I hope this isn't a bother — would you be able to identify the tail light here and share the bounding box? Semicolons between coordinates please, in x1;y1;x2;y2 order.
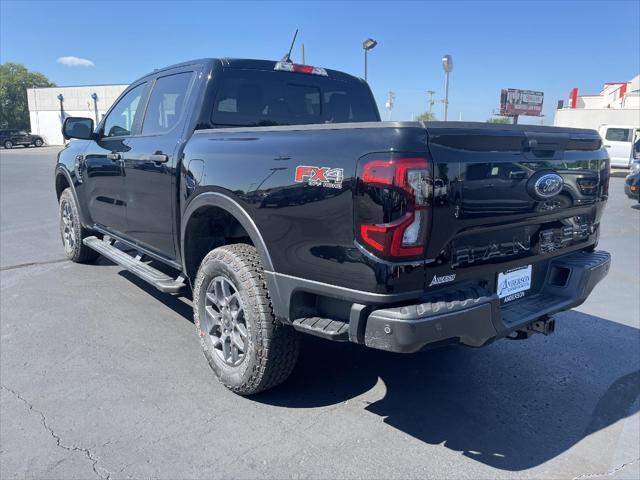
600;159;610;198
355;155;432;259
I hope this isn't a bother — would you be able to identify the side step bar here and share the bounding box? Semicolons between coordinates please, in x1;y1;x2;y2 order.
83;236;186;294
292;317;349;341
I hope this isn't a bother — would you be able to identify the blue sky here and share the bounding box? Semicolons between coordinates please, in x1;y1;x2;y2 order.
1;0;638;124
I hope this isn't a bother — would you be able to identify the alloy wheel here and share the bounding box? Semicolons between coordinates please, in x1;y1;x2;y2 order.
203;276;248;367
61;201;75;252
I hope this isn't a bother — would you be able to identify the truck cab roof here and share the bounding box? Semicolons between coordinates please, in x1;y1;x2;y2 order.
139;58;365;84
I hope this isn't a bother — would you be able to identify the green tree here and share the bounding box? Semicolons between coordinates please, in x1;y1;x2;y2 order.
415;111;437;122
0;63;55;130
486;116;511;124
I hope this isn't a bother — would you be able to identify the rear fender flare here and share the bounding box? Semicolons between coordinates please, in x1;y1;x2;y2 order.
181;193;286;318
180;192;274;273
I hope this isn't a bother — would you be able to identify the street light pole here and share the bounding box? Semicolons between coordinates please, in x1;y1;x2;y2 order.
365;49;368;82
362;38;377;82
57;93;65;144
91;92;99;125
441;54;453;121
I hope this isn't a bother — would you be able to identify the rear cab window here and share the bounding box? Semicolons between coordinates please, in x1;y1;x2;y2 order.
605;128;632;142
211;68;379;127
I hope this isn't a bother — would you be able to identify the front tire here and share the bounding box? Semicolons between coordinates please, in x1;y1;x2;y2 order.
193;244;299;395
3;140;13;149
58;188;99;263
34;138;43;147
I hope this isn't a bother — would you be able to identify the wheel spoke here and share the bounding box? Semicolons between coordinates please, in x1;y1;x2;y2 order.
228;292;240;310
231;344;239;364
222;336;231;361
205;306;222;327
232;331;245;351
214;279;226;305
205;291;220;307
236;323;248;339
221;280;233;302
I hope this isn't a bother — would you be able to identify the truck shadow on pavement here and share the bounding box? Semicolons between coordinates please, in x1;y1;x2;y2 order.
113;267;639;472
255;312;640;472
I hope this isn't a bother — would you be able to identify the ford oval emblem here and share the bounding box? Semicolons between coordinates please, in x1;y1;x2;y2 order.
530;172;564;199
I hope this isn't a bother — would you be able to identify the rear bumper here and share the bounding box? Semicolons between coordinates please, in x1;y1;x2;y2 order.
363;250;611;353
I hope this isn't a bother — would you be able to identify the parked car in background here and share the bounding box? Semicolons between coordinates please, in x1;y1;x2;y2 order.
624;159;640;199
0;129;45;149
598;124;640;168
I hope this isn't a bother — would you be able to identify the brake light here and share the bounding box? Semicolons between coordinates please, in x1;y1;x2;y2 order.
274;61;328;76
356;156;431;259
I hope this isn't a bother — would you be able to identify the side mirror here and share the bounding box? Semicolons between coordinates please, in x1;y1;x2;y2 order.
62;117;94;140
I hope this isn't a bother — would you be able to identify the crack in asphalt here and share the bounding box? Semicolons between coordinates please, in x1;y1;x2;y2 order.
573;457;640;479
0;258;68;272
1;385;111;480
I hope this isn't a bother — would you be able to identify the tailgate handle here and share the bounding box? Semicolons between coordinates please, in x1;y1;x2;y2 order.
523;132;568;160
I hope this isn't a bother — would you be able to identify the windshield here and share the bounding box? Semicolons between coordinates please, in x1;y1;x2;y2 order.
211;69;379;127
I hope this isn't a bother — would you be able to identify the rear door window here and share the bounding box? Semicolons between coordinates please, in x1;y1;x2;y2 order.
211;69;378;127
605;128;632;142
142;71;194;135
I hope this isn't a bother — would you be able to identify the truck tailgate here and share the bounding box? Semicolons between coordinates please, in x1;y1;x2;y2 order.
423;122;608;287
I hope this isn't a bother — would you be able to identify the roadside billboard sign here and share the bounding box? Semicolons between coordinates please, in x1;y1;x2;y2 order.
500;89;544;116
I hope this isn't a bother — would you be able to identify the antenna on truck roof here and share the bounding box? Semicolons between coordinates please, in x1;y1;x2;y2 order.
281;29;299;63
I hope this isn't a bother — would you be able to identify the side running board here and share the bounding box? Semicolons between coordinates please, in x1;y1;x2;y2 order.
292;317;349;341
83;236;186;294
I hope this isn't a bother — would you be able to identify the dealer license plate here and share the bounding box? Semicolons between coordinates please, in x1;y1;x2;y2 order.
497;265;532;303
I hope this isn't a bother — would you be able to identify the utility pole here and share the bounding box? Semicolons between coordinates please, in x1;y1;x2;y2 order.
385;91;395;120
301;43;305;64
426;90;436;118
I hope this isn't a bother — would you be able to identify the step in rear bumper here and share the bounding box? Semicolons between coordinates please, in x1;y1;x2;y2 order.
364;250;611;353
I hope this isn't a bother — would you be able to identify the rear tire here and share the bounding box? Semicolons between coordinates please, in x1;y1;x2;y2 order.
3;140;13;149
58;188;99;263
193;243;299;395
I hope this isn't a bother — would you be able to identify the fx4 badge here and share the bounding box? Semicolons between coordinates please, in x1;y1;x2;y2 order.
295;166;344;189
429;273;456;287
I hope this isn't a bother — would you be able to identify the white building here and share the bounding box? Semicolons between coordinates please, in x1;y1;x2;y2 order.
27;84;127;145
554;75;640;130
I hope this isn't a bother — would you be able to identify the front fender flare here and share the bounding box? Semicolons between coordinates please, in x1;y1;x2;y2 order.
54;165;88;226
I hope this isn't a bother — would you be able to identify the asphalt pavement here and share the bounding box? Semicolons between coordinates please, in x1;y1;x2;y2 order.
1;146;639;479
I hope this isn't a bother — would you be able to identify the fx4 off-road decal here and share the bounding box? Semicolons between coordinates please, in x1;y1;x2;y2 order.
294;166;344;189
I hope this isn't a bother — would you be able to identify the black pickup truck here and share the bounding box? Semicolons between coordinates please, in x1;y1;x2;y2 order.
56;58;611;395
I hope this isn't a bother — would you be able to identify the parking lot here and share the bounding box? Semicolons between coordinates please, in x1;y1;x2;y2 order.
1;146;638;479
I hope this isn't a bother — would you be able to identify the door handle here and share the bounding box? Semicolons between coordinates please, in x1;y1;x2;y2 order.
107;153;121;160
148;154;169;163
